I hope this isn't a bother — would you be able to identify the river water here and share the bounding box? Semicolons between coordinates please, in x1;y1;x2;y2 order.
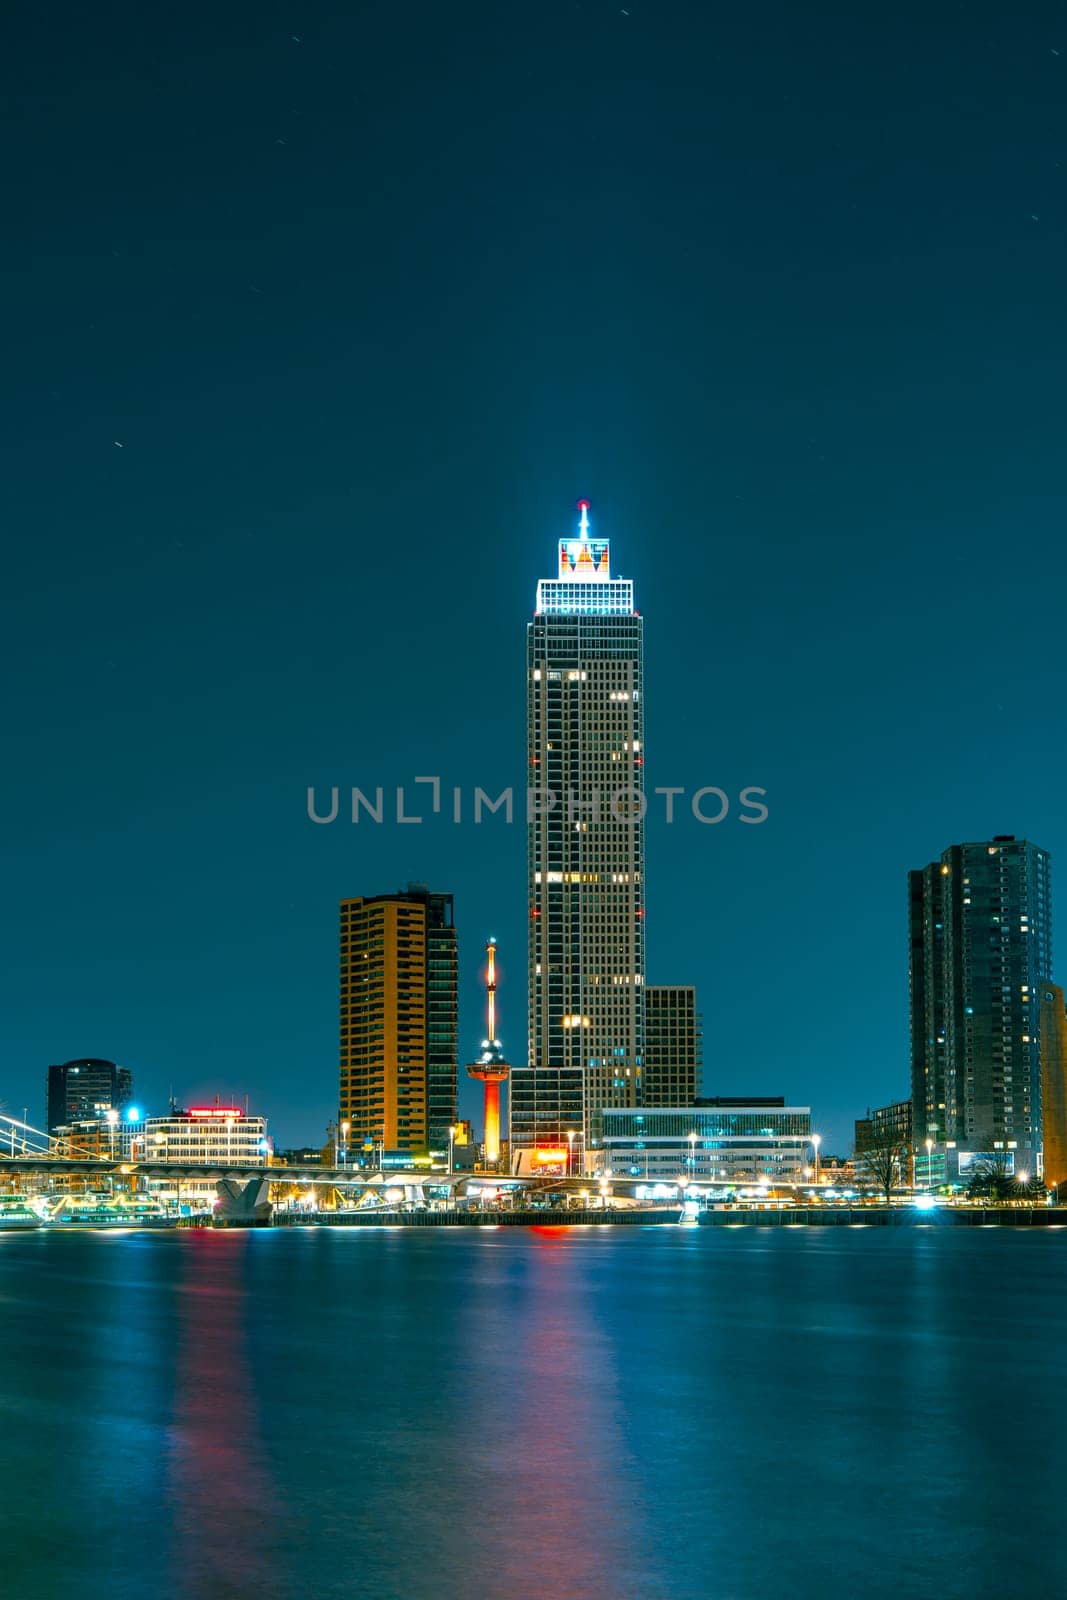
1;1225;1063;1600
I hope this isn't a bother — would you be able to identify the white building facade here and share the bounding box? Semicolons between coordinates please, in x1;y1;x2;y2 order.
139;1107;270;1209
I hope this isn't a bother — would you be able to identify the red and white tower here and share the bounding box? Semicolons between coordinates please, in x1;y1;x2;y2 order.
466;938;510;1166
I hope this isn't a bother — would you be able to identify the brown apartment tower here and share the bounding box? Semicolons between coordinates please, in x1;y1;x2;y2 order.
339;886;458;1155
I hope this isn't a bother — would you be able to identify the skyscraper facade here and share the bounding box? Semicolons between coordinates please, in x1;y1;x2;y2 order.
643;985;701;1106
523;502;645;1151
339;886;457;1154
1039;983;1067;1190
909;836;1052;1169
46;1058;131;1135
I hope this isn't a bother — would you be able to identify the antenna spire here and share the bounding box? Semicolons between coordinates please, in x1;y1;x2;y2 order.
486;937;497;1046
577;498;590;536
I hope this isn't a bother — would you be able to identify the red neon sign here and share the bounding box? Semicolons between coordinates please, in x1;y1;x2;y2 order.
187;1107;246;1119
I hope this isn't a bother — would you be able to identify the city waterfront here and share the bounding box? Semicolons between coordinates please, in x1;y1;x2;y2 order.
2;1228;1066;1600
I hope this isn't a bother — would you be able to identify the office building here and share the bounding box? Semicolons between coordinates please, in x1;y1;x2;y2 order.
526;501;644;1152
340;886;458;1154
141;1105;269;1209
1040;984;1067;1189
46;1058;132;1135
909;836;1051;1172
601;1100;812;1186
644;986;701;1105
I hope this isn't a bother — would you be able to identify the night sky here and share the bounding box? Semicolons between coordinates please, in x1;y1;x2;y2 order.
3;2;1066;1150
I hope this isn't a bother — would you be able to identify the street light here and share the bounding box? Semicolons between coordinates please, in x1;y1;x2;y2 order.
925;1136;934;1191
688;1131;698;1184
448;1125;456;1177
340;1120;350;1169
125;1106;143;1175
811;1132;822;1186
567;1129;575;1177
146;1130;165;1208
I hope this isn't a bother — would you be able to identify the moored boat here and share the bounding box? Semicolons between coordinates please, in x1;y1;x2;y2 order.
0;1196;44;1230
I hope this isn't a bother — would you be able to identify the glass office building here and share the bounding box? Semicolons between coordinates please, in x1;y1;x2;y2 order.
46;1058;132;1135
601;1101;812;1185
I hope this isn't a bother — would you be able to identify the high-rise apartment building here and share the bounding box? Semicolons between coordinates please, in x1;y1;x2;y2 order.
1040;983;1067;1190
46;1058;132;1135
523;501;645;1151
643;986;701;1105
339;886;457;1154
909;836;1052;1169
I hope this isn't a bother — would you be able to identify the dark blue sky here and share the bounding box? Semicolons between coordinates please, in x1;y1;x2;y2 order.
3;2;1066;1149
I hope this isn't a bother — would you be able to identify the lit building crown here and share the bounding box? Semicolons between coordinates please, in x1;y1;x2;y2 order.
536;500;634;616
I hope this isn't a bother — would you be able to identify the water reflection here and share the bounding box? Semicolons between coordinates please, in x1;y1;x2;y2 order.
3;1228;1067;1600
165;1232;282;1597
460;1227;660;1598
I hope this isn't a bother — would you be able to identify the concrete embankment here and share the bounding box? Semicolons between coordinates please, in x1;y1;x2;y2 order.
274;1206;683;1227
698;1206;1066;1227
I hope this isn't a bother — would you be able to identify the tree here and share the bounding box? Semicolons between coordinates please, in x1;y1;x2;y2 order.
858;1138;906;1204
966;1155;1046;1203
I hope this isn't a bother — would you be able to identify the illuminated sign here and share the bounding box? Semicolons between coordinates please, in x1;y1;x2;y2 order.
533;1148;569;1166
556;499;611;581
187;1107;246;1120
958;1150;1014;1175
535;501;633;616
558;537;610;580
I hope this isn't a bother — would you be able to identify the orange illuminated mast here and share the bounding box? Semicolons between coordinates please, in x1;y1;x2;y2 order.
466;938;510;1166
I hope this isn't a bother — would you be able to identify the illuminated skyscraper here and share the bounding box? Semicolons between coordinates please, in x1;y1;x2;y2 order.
909;836;1052;1173
1039;984;1067;1190
521;501;645;1153
46;1058;132;1135
339;886;457;1154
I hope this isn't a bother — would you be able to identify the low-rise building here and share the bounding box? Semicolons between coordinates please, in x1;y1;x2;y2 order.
600;1100;812;1186
52;1119;125;1160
